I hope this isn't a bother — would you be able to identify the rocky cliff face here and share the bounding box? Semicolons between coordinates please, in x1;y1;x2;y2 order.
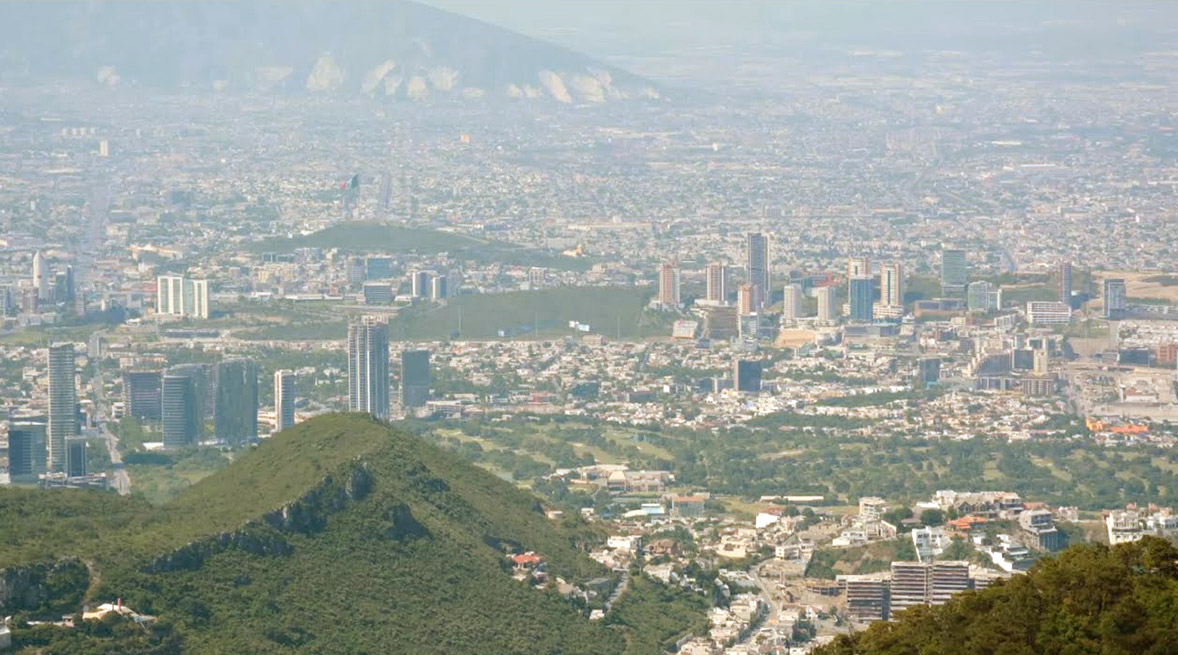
0;558;89;615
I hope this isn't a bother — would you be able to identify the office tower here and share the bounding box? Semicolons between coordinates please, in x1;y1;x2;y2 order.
65;437;87;477
745;232;770;309
705;261;729;304
733;359;762;393
657;262;680;307
366;257;394;280
849;276;875;322
781;284;803;322
967;281;992;312
527;268;546;288
737;284;755;316
848;256;871;279
348;317;390;419
274;370;296;433
98;139;110;157
47;343;76;472
363;282;395;305
1058;261;1073;306
401;349;431;408
816;285;837;325
123;370;162;421
881;262;904;308
378;172;393;213
1033;347;1050;376
32;251;48;300
346;258;366;287
1103;278;1127;319
917;357;941;385
54;269;73;303
411;270;433;298
162;365;205;449
430;274;448;301
7;420;47;478
214;358;258;445
940;248;968;297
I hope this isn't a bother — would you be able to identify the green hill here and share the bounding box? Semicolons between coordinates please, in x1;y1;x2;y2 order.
390;286;667;340
816;536;1178;655
0;414;634;655
250;222;595;272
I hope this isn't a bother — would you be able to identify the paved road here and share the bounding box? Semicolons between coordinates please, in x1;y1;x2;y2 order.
89;331;130;495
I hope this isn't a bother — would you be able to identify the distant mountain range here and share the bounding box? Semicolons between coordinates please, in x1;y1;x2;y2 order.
0;0;659;104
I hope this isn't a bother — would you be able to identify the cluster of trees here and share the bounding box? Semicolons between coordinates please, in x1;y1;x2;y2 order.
816;537;1178;655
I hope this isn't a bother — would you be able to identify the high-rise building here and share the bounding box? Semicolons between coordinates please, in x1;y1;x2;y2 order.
1027;301;1072;325
348;317;390;420
363;282;395;305
918;358;941;385
162;365;206;449
32;251;48;300
657;262;680;308
365;257;394;280
816;286;837;325
967;281;992;312
745;233;770;309
156;275;209;319
274;370;296;433
47;343;76;472
940;249;968;298
346;258;366;287
401;349;431;408
430;275;448;301
734;359;762;393
781;284;803;323
65;437;87;478
410;270;434;299
881;262;904;308
849;276;875;322
842;575;890;623
7;420;47;478
214;359;258;445
890;561;972;612
1058;262;1073;306
848;256;871;279
737;284;755;316
705;262;729;304
123;371;162;421
1103;278;1127;319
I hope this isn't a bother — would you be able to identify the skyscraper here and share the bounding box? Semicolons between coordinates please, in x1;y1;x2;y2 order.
1057;262;1073;307
401;349;431;408
365;257;394;280
348;317;390;420
734;359;762;393
967;281;992;312
848;256;871;279
1103;278;1127;319
881;262;905;308
940;249;968;298
274;370;296;433
745;233;770;309
816;286;837;325
46;343;76;472
156;275;209;318
32;251;48;300
411;270;433;298
849;276;875;322
705;261;729;304
162;365;206;449
7;420;47;478
737;284;755;316
430;275;448;301
65;437;87;478
657;262;680;308
187;279;210;319
123;371;162;421
214;358;258;445
781;283;803;323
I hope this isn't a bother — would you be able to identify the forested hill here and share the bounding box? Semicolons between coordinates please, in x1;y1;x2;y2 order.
816;536;1178;655
0;414;629;655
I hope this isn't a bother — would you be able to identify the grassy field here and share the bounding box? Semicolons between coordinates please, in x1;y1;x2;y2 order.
250;222;595;271
0;324;103;347
390;286;669;340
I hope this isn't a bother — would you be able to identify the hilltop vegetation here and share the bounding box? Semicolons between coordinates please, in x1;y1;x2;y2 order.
390;286;666;340
251;222;594;271
816;537;1178;655
0;414;674;655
